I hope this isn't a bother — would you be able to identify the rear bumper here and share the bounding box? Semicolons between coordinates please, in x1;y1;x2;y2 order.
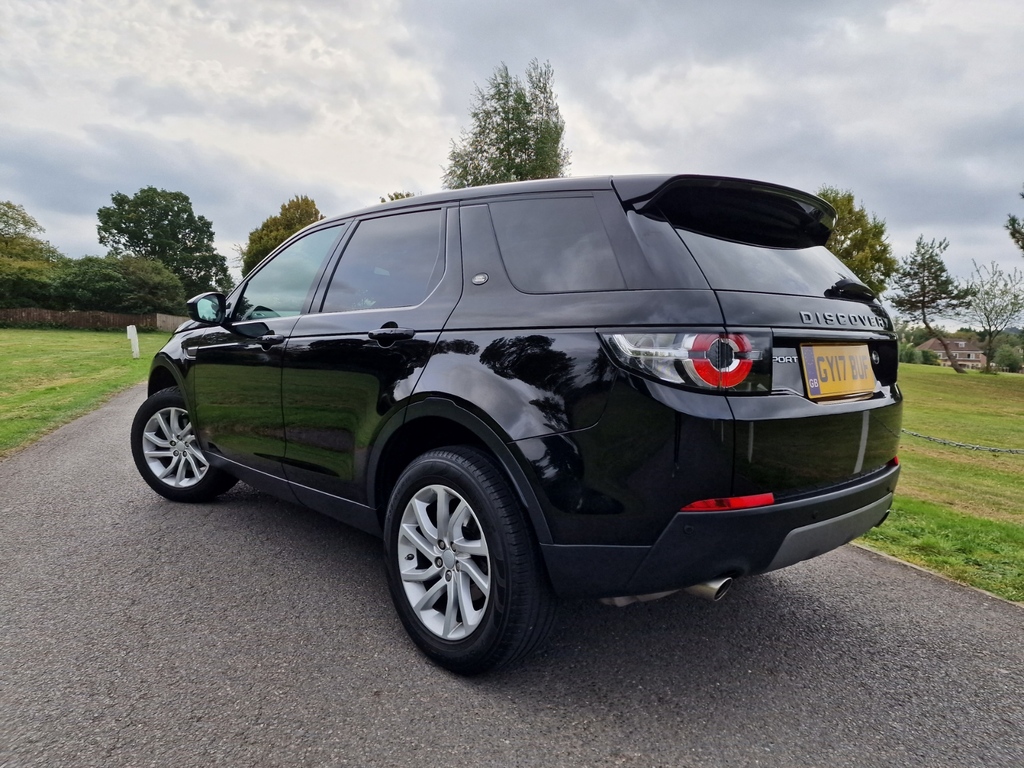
540;463;899;599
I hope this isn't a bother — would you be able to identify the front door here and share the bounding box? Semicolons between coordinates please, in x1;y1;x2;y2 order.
190;224;346;478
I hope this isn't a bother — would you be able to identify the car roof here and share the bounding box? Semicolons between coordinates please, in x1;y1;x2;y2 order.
324;173;832;223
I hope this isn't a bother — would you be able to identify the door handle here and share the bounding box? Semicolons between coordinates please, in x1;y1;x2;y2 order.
368;327;416;343
257;334;286;349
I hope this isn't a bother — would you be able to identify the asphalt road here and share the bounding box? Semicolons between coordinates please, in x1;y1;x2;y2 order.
1;385;1022;768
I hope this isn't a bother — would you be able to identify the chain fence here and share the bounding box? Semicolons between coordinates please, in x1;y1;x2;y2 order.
901;429;1024;455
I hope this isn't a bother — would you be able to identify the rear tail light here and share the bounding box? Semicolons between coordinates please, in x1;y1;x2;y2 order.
602;331;771;392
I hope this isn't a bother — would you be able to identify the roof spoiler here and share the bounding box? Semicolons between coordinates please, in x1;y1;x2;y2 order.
612;175;837;249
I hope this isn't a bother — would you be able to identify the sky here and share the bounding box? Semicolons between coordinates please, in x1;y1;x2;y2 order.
2;0;1023;289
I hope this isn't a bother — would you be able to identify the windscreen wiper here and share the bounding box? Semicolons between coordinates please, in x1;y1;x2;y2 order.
826;277;875;302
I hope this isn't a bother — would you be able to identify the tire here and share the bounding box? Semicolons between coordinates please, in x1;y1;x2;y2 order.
130;387;238;503
383;446;556;675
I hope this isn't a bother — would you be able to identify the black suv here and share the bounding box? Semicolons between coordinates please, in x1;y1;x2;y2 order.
131;175;902;674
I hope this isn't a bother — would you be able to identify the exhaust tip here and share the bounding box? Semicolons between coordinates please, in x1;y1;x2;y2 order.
683;576;733;602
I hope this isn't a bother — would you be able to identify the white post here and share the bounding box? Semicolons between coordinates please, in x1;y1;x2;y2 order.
127;325;140;359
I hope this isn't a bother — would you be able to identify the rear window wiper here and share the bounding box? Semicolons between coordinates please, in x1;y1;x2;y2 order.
826;277;875;302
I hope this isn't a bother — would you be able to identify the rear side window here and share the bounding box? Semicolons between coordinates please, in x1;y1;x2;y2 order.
322;210;444;313
488;197;625;293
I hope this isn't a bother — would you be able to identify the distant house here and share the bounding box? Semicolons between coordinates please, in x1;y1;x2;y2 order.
916;338;987;370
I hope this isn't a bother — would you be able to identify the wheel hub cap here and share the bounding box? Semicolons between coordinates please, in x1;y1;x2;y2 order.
140;406;210;489
396;483;491;640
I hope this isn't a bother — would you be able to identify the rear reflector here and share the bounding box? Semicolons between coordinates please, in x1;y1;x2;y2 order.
681;493;775;512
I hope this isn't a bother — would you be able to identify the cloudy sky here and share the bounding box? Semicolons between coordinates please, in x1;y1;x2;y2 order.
2;0;1023;286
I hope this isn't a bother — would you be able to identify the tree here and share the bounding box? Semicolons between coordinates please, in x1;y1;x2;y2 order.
239;195;323;276
379;191;415;204
1007;185;1024;255
0;201;63;262
442;59;570;189
889;236;974;373
97;187;232;297
959;260;1024;373
816;187;896;296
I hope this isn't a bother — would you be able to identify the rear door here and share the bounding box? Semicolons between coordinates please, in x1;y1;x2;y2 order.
279;206;461;527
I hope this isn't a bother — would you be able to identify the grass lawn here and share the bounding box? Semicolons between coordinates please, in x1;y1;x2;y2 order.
860;364;1024;603
0;328;169;458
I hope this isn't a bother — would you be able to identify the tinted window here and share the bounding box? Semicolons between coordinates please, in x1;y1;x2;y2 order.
627;211;710;290
674;227;859;298
235;226;343;321
488;197;625;293
322;210;443;313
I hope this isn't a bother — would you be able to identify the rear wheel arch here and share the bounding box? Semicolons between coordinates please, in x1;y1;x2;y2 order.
369;399;553;547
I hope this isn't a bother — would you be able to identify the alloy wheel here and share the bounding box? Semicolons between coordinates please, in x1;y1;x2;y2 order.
140;406;209;489
396;483;491;640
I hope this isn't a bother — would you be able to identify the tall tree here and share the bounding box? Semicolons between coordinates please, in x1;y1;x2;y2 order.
0;201;63;262
816;186;896;296
1007;185;1024;255
239;195;323;276
442;59;570;189
959;260;1024;373
97;186;232;297
889;236;974;373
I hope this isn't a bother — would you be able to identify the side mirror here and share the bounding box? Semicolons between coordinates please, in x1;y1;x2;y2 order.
187;292;226;325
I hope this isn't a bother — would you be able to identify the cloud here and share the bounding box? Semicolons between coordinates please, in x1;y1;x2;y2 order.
2;0;1023;284
0;122;357;258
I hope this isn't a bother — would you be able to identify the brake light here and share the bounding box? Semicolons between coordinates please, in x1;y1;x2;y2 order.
688;333;754;388
602;331;770;392
681;493;775;512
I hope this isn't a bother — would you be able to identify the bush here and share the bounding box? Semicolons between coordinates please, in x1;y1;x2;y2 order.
50;255;184;314
899;343;922;364
993;345;1022;373
0;258;57;308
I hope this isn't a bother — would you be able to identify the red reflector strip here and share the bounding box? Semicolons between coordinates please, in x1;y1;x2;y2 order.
681;493;775;512
891;456;900;466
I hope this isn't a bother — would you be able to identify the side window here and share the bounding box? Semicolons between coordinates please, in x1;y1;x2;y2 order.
234;226;343;321
321;210;443;313
488;197;625;293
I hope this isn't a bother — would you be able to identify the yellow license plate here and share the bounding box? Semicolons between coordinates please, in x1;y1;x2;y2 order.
800;344;876;399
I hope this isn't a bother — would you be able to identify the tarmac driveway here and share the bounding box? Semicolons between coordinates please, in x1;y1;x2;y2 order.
1;385;1021;767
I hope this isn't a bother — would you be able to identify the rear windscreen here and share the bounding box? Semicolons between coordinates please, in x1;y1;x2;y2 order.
674;227;860;297
631;211;860;297
630;181;860;297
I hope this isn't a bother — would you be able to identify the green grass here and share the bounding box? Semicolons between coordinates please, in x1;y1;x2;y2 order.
861;498;1024;603
0;328;170;457
859;364;1024;603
